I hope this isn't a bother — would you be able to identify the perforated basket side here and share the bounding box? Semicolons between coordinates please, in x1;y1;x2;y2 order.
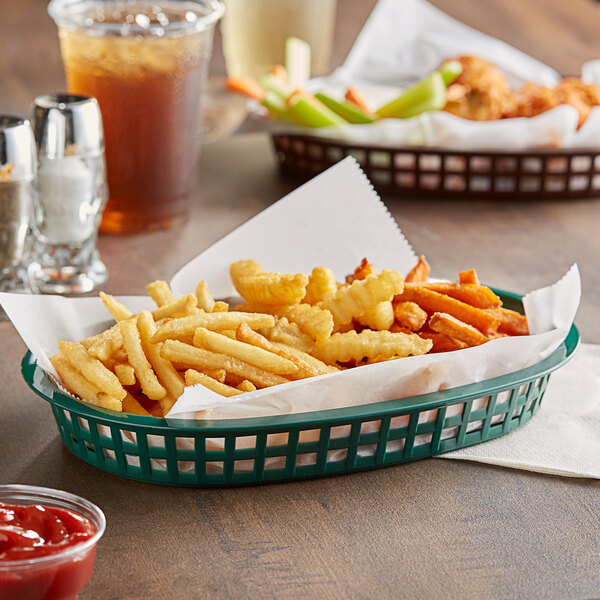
272;134;600;199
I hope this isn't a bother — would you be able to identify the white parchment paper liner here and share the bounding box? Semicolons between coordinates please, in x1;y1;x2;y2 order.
0;159;580;472
245;0;600;150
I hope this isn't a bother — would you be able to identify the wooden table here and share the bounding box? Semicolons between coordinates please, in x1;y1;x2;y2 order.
2;1;600;598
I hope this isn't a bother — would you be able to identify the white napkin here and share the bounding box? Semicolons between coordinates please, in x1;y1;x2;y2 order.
259;0;600;150
442;343;600;478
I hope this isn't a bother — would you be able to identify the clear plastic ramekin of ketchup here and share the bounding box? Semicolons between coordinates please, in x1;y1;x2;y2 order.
0;485;106;600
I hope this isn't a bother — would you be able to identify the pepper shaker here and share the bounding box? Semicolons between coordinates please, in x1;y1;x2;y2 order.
28;94;108;294
0;116;36;308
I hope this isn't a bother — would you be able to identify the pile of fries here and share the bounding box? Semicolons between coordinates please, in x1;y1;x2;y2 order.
50;257;529;417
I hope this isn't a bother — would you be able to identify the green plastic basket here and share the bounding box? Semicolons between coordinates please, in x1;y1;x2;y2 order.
21;291;579;487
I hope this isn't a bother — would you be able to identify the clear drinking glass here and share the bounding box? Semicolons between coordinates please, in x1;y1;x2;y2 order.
221;0;337;79
48;0;224;235
28;94;108;295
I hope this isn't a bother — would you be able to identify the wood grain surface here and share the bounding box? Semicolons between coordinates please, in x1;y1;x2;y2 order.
1;1;600;599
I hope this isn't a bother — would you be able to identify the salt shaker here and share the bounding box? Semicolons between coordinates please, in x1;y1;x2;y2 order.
0;116;36;302
28;94;108;294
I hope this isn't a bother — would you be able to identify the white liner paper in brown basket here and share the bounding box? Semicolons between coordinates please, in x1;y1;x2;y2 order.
0;158;581;472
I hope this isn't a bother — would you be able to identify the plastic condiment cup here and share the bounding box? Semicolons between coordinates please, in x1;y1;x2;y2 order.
0;484;106;600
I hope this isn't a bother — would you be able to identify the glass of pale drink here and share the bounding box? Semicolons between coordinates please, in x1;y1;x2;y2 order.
48;0;224;234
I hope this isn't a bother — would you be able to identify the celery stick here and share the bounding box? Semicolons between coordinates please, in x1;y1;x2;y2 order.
439;60;463;85
261;90;288;119
285;37;311;87
314;92;377;124
259;74;292;100
287;93;347;128
375;72;446;119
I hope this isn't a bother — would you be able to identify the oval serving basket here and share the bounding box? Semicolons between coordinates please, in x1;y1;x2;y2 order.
271;133;600;199
22;292;579;487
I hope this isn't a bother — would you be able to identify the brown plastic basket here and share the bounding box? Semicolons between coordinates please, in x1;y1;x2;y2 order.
271;133;600;198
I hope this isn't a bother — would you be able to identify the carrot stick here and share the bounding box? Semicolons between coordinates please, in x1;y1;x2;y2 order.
345;87;371;113
225;76;265;102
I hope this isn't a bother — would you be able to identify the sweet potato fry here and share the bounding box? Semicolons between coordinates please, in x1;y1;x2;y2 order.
418;331;468;353
412;282;502;308
393;301;428;331
345;258;376;284
459;269;480;285
405;255;430;283
396;286;499;334
428;312;489;346
484;307;529;336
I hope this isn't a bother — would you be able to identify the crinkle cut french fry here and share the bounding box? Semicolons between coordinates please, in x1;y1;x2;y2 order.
122;392;153;416
87;323;124;362
414;282;502;308
51;354;122;411
238;272;309;305
195;281;215;312
235;322;320;378
152;294;198;320
418;331;468;353
120;319;166;400
357;301;394;331
147;280;175;308
99;291;133;322
303;266;337;304
160;339;289;388
428;312;489;347
270;341;339;375
484;307;529;336
114;363;136;386
193;326;299;375
459;269;480;285
58;341;127;401
393;301;428;331
396;286;499;335
230;260;264;294
261;317;315;353
405;255;430;283
313;330;432;364
151;312;276;343
184;369;242;397
137;311;185;401
320;269;404;326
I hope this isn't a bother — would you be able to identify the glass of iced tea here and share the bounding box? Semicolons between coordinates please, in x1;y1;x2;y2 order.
48;0;224;234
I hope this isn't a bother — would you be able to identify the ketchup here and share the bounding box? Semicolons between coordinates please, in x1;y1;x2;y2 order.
0;502;97;600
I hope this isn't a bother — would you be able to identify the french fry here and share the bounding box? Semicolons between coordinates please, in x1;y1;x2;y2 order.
147;280;175;307
414;282;502;308
393;301;428;331
405;255;431;283
212;301;229;312
137;311;185;402
114;363;136;386
151;312;276;343
235;322;320;378
303;266;337;304
160;340;290;388
230;260;264;292
203;368;227;383
122;392;153;416
262;317;315;353
484;307;530;336
239;272;309;305
237;380;257;392
418;331;468;353
184;369;242;397
313;330;432;364
270;341;339;375
58;341;127;401
87;323;125;362
120;319;166;400
193;326;299;375
357;301;395;330
195;281;215;312
152;294;198;320
51;354;123;411
320;269;404;326
99;292;133;322
459;268;480;285
428;312;489;347
396;286;499;334
345;258;376;284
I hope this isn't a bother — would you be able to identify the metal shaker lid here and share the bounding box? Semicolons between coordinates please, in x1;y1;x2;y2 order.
32;94;104;159
0;116;37;182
